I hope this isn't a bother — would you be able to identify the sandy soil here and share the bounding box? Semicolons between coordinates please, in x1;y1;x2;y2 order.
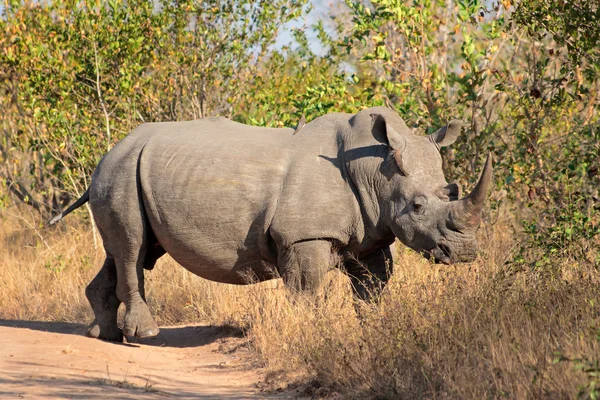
0;320;293;399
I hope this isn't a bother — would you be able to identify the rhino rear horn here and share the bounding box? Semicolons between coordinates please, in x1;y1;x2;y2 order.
455;153;493;228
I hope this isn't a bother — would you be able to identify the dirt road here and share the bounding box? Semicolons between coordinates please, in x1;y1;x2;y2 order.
0;320;289;399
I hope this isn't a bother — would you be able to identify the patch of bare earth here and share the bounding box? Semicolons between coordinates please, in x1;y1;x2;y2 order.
0;321;297;399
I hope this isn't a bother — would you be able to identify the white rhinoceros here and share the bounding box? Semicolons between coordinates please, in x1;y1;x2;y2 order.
51;106;492;342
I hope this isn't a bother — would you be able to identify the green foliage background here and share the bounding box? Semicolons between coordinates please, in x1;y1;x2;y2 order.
1;0;598;267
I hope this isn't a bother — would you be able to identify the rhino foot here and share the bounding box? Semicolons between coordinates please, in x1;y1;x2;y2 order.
122;299;160;338
86;321;124;342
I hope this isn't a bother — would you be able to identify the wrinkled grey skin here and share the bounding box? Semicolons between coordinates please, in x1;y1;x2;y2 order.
51;106;492;342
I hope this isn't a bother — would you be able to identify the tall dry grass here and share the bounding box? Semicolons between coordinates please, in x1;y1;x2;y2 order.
1;209;599;399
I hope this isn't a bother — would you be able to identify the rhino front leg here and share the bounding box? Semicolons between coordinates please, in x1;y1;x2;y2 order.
278;240;332;293
345;245;394;302
86;256;123;342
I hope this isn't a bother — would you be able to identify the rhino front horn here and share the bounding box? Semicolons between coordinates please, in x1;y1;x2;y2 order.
456;153;493;228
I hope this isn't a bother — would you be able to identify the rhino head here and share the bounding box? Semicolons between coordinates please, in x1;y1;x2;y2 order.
370;111;493;264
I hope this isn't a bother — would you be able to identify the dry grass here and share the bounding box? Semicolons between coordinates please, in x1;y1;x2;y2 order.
1;209;599;399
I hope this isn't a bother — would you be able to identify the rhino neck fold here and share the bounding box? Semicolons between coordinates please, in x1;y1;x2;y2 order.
353;182;395;247
342;133;395;249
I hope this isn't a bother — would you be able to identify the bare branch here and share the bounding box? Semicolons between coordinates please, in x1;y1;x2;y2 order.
5;178;46;213
92;40;112;152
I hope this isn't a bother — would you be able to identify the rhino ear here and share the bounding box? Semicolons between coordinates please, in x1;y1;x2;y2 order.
429;119;464;148
371;113;407;151
371;113;408;175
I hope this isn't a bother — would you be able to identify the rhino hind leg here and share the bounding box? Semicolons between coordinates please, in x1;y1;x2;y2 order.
113;240;160;339
91;196;160;339
86;256;123;342
278;240;332;293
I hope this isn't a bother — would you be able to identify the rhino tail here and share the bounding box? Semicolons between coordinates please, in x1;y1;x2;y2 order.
48;187;90;225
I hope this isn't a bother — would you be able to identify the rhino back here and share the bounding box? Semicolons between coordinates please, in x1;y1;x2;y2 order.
93;116;363;284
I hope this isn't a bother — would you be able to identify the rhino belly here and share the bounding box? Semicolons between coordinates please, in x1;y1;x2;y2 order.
139;137;287;284
153;221;279;285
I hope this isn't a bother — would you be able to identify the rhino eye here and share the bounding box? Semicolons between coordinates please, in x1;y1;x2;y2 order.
413;197;427;214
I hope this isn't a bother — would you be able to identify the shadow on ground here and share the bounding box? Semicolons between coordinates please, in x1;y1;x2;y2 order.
0;319;244;348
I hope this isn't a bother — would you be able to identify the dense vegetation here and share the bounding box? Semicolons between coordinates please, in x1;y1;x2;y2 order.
1;0;599;398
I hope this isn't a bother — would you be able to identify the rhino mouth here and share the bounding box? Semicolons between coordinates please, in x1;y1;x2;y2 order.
430;244;453;265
